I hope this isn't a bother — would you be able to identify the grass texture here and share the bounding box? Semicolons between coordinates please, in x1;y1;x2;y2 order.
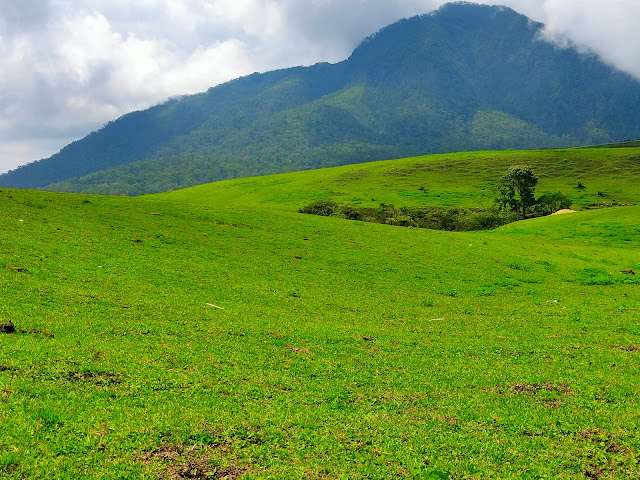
1;146;640;478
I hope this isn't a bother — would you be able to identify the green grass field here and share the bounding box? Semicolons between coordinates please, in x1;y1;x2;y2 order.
1;146;640;479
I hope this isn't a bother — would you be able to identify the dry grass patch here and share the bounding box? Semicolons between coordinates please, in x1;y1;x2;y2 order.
144;444;248;479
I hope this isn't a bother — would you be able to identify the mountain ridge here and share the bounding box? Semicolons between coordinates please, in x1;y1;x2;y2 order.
2;2;639;194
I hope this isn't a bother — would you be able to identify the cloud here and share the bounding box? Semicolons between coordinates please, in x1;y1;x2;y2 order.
539;0;640;77
1;0;639;174
0;0;53;33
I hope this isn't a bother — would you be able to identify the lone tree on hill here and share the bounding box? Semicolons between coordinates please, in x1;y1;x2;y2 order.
497;165;538;218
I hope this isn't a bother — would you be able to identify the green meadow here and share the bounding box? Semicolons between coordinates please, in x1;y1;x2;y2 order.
1;147;640;479
156;147;640;210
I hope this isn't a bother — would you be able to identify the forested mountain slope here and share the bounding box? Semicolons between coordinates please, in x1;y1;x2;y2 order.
2;2;639;194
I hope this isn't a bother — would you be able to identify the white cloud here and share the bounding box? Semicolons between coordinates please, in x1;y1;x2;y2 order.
539;0;640;76
0;0;639;174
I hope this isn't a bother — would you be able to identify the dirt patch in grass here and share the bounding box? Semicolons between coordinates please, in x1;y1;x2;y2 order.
576;428;623;448
0;324;54;337
65;371;122;386
4;266;27;272
583;464;605;480
544;398;565;409
144;445;247;479
616;345;639;352
574;428;637;480
19;328;55;338
510;383;571;395
0;322;15;333
282;346;313;355
551;209;576;215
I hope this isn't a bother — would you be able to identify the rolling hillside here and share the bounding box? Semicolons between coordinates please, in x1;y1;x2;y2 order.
2;2;640;194
155;146;640;211
1;146;640;478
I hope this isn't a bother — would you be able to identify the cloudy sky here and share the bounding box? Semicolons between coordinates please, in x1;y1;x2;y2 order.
1;0;638;174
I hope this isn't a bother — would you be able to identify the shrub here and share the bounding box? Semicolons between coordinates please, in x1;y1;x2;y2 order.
534;192;572;216
433;208;464;231
460;209;518;231
339;205;362;220
298;200;339;216
300;201;522;232
386;215;417;227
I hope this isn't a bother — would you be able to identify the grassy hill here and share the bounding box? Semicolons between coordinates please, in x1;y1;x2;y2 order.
156;146;640;211
1;146;640;478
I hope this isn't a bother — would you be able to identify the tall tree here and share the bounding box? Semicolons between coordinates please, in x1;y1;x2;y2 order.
499;166;538;218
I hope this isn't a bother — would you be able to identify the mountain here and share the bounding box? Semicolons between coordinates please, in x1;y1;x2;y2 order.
2;2;640;195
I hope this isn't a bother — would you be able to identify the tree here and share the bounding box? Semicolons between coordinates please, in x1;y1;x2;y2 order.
496;181;518;213
498;166;538;218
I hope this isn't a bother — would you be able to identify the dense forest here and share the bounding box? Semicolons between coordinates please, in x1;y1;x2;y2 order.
2;2;639;195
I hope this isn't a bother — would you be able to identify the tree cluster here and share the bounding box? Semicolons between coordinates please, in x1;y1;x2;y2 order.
496;165;571;218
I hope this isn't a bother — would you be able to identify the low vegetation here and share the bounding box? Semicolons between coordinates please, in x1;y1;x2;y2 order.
299;165;571;231
1;145;640;478
299;200;519;231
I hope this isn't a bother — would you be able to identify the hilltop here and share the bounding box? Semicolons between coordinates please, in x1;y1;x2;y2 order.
2;2;640;194
156;145;640;212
